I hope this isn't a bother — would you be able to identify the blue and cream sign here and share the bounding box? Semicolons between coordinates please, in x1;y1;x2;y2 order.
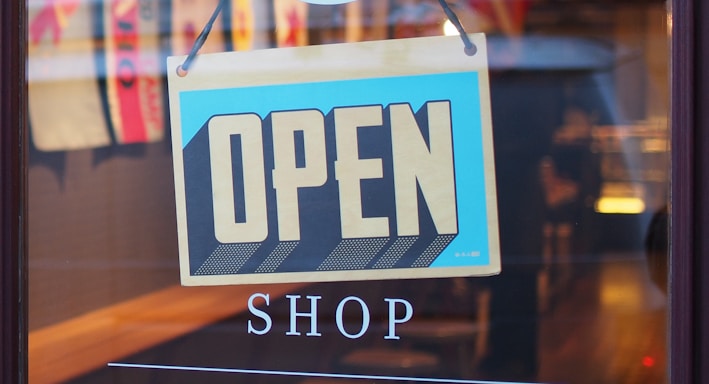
168;34;500;285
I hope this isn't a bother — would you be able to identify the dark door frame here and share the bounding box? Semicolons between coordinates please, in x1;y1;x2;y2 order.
671;0;709;382
1;0;706;383
0;1;27;383
695;0;709;379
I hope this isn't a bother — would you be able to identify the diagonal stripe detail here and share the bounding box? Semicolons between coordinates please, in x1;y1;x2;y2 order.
255;241;298;273
317;238;388;271
196;243;260;275
411;235;456;267
372;236;418;269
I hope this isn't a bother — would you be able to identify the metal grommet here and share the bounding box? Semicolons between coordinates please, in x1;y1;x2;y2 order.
464;44;477;57
176;65;189;77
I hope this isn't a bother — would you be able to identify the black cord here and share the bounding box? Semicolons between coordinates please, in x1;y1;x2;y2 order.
437;0;477;56
177;0;227;76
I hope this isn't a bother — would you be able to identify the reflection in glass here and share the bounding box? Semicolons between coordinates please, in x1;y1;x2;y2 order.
28;1;668;383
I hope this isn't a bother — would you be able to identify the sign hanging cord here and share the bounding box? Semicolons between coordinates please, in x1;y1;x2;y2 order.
437;0;477;56
177;0;227;77
177;0;476;77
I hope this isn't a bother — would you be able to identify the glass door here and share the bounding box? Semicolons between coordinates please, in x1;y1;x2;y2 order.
23;1;676;383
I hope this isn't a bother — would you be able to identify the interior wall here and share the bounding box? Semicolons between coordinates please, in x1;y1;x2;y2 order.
28;142;180;330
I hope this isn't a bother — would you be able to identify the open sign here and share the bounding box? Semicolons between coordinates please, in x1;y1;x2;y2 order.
168;35;500;285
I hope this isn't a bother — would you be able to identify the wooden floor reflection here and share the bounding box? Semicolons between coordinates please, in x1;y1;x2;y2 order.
53;252;668;384
537;253;668;384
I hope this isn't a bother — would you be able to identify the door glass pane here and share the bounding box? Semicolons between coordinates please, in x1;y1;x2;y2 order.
28;1;669;383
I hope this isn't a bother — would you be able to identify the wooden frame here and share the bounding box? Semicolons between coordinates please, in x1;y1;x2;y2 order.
670;0;709;382
695;1;709;379
0;1;27;383
670;0;709;383
1;0;707;382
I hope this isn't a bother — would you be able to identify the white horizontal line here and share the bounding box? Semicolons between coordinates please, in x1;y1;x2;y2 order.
107;362;539;384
